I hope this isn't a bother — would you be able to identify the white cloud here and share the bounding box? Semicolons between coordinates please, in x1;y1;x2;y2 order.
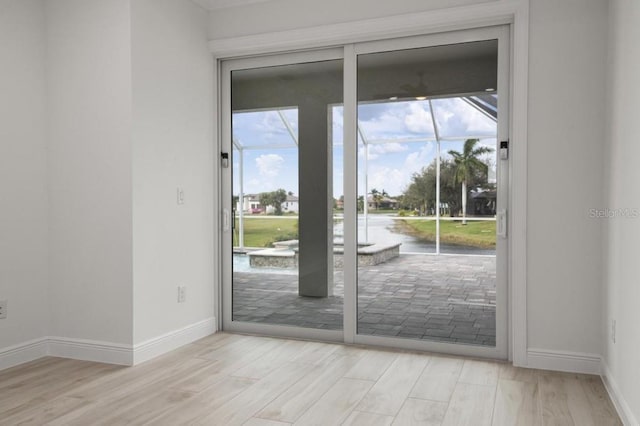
360;143;436;196
375;142;408;154
255;154;284;178
359;142;409;160
368;166;407;196
359;101;435;140
432;98;496;136
234;110;293;146
245;177;274;194
255;111;286;136
332;106;344;144
404;143;434;172
404;102;434;134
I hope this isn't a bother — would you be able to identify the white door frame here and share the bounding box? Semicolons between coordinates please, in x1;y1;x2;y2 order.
220;48;346;343
211;0;529;365
346;25;510;360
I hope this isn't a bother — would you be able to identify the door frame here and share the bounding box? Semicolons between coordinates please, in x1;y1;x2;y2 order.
348;26;510;360
211;1;529;365
220;48;346;343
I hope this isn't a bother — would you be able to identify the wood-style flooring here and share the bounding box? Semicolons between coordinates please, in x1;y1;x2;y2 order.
0;333;621;425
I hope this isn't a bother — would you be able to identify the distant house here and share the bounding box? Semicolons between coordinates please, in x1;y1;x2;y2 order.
367;195;398;210
237;193;299;214
237;194;262;213
469;189;496;216
281;194;299;213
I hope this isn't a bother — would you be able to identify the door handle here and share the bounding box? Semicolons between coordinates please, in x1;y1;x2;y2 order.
223;208;230;231
497;209;507;238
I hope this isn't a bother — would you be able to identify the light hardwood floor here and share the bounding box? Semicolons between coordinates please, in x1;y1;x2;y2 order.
0;333;621;425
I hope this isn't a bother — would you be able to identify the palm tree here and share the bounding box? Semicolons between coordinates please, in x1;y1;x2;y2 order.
448;139;493;225
370;188;382;210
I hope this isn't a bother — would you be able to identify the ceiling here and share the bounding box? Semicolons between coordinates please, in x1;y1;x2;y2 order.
232;40;496;81
359;40;498;69
191;0;272;11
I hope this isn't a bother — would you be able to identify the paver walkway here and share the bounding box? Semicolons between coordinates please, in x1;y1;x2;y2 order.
232;253;496;346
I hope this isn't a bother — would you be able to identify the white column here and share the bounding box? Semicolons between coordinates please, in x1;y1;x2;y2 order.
436;141;441;254
429;100;441;255
238;147;244;250
364;143;369;244
343;44;357;343
358;126;369;244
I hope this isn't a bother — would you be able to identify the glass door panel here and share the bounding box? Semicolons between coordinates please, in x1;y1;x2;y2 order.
356;40;502;347
228;58;344;331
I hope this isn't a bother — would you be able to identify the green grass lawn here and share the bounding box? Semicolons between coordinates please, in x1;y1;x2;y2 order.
234;217;298;248
366;209;399;214
395;219;496;248
235;216;495;249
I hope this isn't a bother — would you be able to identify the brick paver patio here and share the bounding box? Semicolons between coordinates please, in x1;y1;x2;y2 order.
232;253;496;346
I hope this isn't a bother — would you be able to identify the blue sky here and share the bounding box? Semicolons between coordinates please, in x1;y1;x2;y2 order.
233;98;496;198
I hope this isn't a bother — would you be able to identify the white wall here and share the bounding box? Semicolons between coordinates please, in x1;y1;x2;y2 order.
1;0;213;365
46;0;134;345
45;0;213;351
526;0;608;355
207;0;492;39
0;0;619;376
603;0;640;422
131;0;214;344
0;0;49;350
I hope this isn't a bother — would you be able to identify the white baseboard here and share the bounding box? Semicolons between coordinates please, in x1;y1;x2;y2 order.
601;361;639;426
0;317;216;371
133;317;216;365
48;337;133;366
0;338;48;371
527;348;601;375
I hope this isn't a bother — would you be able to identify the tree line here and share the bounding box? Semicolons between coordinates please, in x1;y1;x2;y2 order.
399;139;494;220
238;140;493;220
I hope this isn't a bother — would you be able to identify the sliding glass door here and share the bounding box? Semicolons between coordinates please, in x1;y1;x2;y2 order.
354;36;508;357
221;26;509;358
221;50;345;339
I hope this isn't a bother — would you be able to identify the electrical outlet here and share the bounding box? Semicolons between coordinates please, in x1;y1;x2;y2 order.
177;285;186;303
0;300;7;319
611;319;616;343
